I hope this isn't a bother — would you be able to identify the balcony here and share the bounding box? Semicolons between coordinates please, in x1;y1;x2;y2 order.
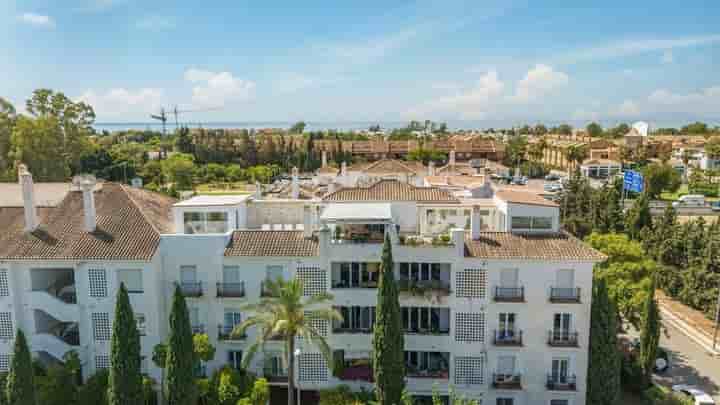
492;373;522;390
263;356;288;383
546;374;577;391
549;287;581;303
547;330;579;347
216;282;245;298
493;330;523;346
406;368;450;379
179;281;203;297
330;224;386;244
333;327;373;335
494;287;524;302
398;279;451;297
191;324;205;334
336;359;374;382
217;325;246;341
405;351;450;380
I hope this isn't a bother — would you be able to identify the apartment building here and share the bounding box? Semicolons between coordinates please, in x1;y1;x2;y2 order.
0;167;604;405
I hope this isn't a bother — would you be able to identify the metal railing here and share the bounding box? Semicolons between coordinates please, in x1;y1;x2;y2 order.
546;374;577;391
492;373;522;389
493;330;523;346
494;287;525;302
179;281;203;297
217;324;246;340
191;324;205;334
549;287;581;303
216;282;245;298
547;330;579;347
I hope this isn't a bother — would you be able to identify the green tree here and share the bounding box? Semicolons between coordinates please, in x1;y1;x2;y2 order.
0;97;16;177
151;344;167;405
78;370;109;405
586;122;603;138
373;235;405;405
503;134;528;168
290;121;307;134
625;193;652;240
587;278;620;405
162;153;195;190
681;121;708;135
639;278;661;388
557;124;573;136
6;329;35;405
236;278;341;405
643;163;681;198
175;126;194;154
705;136;720;158
164;286;197;405
108;283;143;405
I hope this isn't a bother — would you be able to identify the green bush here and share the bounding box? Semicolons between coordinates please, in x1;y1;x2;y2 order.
642;385;693;405
77;369;108;405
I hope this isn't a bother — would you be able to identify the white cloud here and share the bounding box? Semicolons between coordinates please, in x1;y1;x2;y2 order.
314;28;419;67
184;69;255;107
661;50;674;64
136;16;176;31
78;88;165;119
646;86;720;115
511;64;569;103
615;100;640;116
560;34;720;63
404;70;505;119
18;13;54;28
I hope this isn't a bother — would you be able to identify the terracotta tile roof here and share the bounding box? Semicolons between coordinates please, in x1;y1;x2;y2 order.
464;232;606;261
323;179;458;203
425;175;486;188
495;189;558;207
0;183;176;261
347;159;426;175
224;230;318;257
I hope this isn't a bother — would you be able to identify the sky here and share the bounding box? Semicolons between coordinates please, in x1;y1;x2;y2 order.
2;0;720;128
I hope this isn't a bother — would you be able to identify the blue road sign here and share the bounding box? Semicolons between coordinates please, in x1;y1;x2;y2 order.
623;170;644;193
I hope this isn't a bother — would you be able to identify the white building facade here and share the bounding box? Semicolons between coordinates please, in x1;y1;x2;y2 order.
0;172;604;405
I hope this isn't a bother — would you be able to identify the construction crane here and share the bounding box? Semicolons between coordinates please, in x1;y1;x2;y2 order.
151;105;224;136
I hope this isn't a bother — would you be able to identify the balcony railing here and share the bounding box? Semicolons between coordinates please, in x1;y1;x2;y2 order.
549;287;581;303
492;373;522;390
263;366;288;382
398;279;451;297
218;325;246;341
191;324;205;334
493;330;523;346
546;374;577;391
179;281;203;297
547;330;579;347
404;327;450;336
406;368;450;379
333;327;374;335
494;287;524;302
216;282;245;298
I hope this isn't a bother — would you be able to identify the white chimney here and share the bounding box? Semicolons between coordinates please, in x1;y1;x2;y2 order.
78;175;97;232
451;228;465;257
18;164;38;232
303;205;313;238
255;181;262;199
321;150;328;168
341;161;347;177
471;206;482;240
291;167;300;199
428;161;435;176
449;150;456;166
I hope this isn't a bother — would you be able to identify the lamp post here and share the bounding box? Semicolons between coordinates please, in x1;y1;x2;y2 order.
294;348;302;405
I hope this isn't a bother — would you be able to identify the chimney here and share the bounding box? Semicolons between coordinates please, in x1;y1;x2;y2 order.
18;164;38;232
255;181;262;199
449;150;456;166
78;175;97;232
321;150;328;168
291;167;300;199
451;228;465;257
327;182;336;194
428;161;435;176
471;206;481;240
303;205;313;238
341;161;347;177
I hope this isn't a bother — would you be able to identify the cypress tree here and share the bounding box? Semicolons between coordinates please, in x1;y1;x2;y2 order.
587;278;620;405
164;285;197;405
6;329;35;405
108;283;143;405
639;277;660;388
373;235;405;405
625;193;652;240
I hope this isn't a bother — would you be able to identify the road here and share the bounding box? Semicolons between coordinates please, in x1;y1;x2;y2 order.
655;321;720;402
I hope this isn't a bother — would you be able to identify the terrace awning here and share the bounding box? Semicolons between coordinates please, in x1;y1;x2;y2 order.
321;203;392;223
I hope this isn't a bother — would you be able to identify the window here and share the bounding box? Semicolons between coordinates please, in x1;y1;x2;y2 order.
533;216;553;229
334;306;375;332
265;265;284;281
551;358;570;381
118;269;143;293
181;266;197;283
222;266;240;284
228;350;243;370
550;400;569;405
402;307;449;334
498;313;516;336
497;355;516;376
511;216;553;230
0;355;10;372
183;211;228;234
189;307;201;330
334;262;379;288
0;270;9;297
456;269;486;298
497;399;514;405
511;216;531;229
0;313;12;339
136;314;146;336
224;310;242;329
88;269;107;298
553;313;572;335
95;355;110;370
500;268;519;288
556;269;575;288
92;313;111;341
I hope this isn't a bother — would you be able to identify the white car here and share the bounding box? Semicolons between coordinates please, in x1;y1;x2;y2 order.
672;385;716;405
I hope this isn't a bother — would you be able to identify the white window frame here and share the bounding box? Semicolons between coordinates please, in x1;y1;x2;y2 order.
118;269;143;293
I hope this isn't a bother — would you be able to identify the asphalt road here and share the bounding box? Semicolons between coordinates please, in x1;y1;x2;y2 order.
655;321;720;402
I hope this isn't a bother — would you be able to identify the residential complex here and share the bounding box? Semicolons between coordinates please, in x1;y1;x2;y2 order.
0;165;605;405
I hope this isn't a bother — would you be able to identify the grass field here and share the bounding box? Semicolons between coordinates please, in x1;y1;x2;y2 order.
660;184;720;202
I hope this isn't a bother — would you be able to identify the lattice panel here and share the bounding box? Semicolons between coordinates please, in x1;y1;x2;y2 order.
298;353;328;382
296;267;326;296
92;313;111;341
456;269;487;298
454;356;485;385
0;355;10;372
455;312;485;343
95;355;110;370
304;311;329;337
0;313;12;340
0;270;9;297
88;268;108;298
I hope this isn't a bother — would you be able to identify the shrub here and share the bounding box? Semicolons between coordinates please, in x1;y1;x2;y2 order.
642;385;693;405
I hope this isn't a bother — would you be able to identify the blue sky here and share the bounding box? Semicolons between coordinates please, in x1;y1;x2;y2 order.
3;0;720;128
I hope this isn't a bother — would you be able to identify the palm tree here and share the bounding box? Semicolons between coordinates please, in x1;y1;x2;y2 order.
564;144;588;172
236;278;342;405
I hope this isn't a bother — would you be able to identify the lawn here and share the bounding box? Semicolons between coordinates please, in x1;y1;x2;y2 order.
660;184;720;202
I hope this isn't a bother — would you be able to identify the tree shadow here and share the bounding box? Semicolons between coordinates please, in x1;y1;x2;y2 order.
654;347;720;397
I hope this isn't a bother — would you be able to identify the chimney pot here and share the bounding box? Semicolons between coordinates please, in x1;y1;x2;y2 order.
18;164;38;232
471;206;482;240
75;175;97;232
291;167;300;199
303;205;313;238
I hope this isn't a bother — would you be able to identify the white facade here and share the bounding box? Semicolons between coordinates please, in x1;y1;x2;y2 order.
0;178;603;405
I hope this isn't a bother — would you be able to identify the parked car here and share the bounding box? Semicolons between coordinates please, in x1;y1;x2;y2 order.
672;194;706;208
711;201;720;211
672;385;715;405
545;173;561;181
544;182;563;192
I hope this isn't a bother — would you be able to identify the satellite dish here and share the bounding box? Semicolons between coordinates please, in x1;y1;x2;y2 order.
632;121;649;137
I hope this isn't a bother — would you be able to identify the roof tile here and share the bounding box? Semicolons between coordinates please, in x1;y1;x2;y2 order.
464;232;606;261
224;230;318;257
323;179;457;202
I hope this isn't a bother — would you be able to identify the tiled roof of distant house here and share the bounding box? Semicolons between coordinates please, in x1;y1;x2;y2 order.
224;230;318;257
323;179;458;203
464;232;606;261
